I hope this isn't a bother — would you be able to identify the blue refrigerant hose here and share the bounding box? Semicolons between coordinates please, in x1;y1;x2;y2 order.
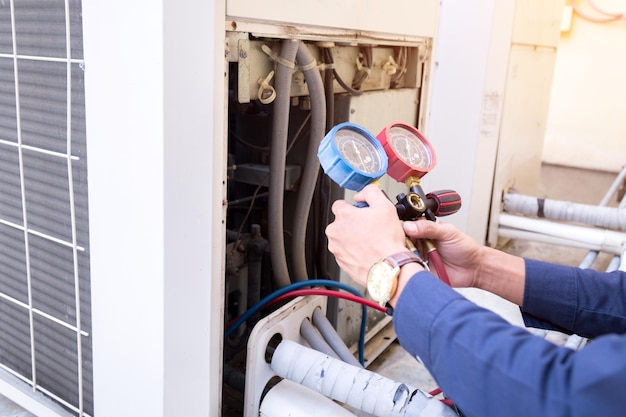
224;279;368;366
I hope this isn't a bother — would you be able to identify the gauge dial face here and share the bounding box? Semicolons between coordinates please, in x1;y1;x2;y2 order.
388;126;433;170
334;129;384;174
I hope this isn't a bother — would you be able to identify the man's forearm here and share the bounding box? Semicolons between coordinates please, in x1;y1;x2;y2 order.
474;247;526;306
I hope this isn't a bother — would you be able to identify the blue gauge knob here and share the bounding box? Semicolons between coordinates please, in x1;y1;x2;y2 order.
317;122;388;191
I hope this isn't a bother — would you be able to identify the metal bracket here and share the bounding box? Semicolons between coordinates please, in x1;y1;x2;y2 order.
243;295;327;417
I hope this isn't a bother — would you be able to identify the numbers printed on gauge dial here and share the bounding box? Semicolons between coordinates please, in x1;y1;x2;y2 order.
376;122;437;181
334;129;384;174
317;122;388;191
388;126;432;170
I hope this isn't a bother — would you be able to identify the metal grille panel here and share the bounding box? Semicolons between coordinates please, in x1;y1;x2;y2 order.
0;0;92;415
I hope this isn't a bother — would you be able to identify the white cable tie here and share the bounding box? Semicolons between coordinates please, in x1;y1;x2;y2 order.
299;59;318;72
257;70;276;104
355;57;370;73
383;55;398;75
261;44;296;69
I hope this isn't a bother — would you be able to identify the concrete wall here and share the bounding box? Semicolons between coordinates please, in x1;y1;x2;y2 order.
543;1;626;172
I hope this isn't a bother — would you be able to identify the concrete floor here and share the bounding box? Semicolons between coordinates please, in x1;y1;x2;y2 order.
0;402;34;417
0;164;622;416
368;163;623;399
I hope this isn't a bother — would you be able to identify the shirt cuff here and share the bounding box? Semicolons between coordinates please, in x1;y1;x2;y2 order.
521;258;577;332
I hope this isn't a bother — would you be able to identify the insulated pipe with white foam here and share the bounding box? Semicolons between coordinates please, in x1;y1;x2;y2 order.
498;213;626;254
271;340;457;417
503;193;626;230
260;379;356;417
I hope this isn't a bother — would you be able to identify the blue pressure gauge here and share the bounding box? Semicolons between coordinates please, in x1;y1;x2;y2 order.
317;122;388;191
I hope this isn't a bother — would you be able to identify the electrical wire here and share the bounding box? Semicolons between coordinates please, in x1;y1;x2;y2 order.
286;113;312;154
352;46;372;90
230;181;265;252
333;68;365;96
224;279;370;365
390;46;408;88
322;48;364;96
229;129;269;152
229;113;311;242
229;112;311;154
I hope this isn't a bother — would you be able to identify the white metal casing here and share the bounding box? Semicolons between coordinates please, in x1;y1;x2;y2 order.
226;0;438;39
82;0;225;416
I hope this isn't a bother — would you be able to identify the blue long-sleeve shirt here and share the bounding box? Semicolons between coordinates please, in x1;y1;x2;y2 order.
393;258;626;417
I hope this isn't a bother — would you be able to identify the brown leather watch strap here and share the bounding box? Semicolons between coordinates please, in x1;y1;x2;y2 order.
384;251;428;270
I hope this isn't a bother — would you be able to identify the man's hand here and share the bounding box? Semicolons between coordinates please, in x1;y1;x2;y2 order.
326;184;410;287
402;220;483;288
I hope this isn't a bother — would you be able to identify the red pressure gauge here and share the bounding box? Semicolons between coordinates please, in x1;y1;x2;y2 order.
376;122;437;183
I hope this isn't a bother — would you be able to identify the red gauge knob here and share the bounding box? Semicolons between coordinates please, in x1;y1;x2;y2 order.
376;121;437;182
426;189;462;216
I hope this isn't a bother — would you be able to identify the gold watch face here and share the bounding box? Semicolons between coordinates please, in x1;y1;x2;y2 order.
367;261;399;303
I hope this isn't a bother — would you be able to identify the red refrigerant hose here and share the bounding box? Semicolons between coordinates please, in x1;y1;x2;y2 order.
405;237;451;286
426;246;451;286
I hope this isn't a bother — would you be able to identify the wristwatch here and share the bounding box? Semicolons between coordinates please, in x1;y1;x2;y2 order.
367;251;427;307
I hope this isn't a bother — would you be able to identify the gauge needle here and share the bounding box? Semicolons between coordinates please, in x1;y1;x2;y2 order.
353;141;366;168
405;140;413;163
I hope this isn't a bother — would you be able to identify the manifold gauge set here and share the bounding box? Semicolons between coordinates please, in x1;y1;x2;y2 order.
318;121;437;191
